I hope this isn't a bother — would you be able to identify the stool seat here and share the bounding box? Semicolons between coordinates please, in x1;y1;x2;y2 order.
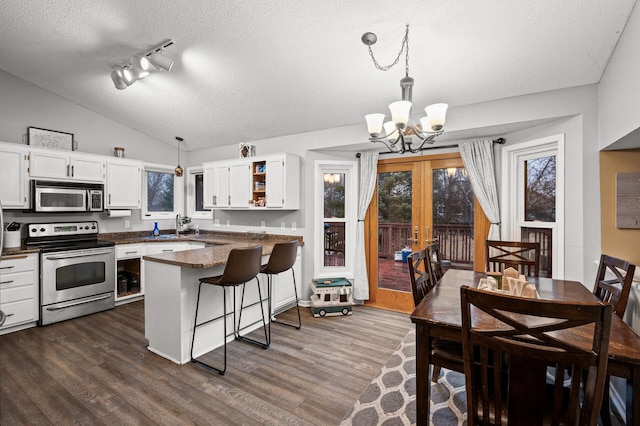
190;245;267;375
261;240;301;337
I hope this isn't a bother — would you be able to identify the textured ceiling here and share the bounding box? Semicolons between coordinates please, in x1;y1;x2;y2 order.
0;0;635;151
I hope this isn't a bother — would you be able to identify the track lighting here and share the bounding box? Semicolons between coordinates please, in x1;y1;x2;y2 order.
111;39;175;90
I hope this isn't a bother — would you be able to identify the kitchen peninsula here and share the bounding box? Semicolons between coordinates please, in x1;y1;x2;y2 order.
140;232;302;364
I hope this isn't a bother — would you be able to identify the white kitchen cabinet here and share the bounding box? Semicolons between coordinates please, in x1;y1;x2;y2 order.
145;242;206;255
30;150;105;182
267;247;302;314
106;158;142;209
264;154;299;209
203;162;230;208
116;244;146;303
0;143;29;208
204;153;299;210
0;253;39;334
229;162;251;208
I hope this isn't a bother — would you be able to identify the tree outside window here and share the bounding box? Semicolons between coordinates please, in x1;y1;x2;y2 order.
146;170;174;212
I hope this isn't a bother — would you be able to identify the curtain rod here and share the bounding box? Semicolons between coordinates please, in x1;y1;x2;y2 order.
356;137;506;158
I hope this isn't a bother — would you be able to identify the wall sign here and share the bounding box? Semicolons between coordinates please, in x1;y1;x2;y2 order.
616;171;640;228
28;127;75;151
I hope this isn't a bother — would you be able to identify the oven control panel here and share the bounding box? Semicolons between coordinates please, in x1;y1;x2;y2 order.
28;221;99;238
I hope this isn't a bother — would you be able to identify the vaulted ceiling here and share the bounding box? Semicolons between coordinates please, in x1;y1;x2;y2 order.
0;0;635;151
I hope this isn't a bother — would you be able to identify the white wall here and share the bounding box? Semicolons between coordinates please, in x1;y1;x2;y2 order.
599;1;640;149
0;69;177;162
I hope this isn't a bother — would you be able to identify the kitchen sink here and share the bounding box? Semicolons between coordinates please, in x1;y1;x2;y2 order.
143;234;183;240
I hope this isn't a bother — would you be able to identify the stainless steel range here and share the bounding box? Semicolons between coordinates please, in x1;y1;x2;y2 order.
26;221;115;325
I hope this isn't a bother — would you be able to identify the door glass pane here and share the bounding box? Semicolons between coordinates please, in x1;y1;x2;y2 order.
377;171;412;292
524;156;556;221
56;262;106;290
432;167;474;270
521;227;552;278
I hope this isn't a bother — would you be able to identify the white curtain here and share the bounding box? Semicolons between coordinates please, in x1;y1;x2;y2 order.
353;152;379;301
459;140;501;240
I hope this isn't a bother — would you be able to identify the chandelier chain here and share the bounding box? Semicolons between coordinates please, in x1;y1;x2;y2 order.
367;24;410;73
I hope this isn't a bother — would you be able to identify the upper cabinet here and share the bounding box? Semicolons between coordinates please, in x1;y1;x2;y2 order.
0;144;29;208
29;150;105;183
106;158;142;209
203;153;300;210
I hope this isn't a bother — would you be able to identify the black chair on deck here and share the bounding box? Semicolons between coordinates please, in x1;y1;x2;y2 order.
261;240;301;344
190;245;267;375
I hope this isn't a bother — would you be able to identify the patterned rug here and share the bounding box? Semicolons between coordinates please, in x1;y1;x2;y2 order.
341;328;467;425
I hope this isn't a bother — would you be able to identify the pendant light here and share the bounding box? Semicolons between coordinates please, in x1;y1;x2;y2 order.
175;136;184;177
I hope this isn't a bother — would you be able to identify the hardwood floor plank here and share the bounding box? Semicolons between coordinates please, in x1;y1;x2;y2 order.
0;301;411;425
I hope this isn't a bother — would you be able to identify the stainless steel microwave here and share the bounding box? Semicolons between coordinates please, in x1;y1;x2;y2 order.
32;180;104;213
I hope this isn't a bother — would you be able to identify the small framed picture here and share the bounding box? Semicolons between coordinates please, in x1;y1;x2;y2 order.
28;127;75;151
239;143;255;158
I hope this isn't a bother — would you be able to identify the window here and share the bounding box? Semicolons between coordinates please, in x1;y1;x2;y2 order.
502;135;564;278
314;161;357;278
142;163;183;219
186;166;212;219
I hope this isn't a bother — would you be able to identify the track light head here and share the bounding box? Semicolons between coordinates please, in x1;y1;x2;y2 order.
147;51;174;72
130;56;152;78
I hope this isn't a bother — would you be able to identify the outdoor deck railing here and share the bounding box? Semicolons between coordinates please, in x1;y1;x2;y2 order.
376;223;552;275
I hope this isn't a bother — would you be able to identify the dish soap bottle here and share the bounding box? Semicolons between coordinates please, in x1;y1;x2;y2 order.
152;221;160;237
195;224;200;236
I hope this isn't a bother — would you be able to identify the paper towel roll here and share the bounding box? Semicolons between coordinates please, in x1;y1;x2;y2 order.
105;210;132;218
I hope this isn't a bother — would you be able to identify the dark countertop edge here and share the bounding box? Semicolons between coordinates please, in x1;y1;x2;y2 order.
2;230;302;257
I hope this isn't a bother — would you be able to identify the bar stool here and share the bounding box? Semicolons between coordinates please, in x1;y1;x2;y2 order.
190;245;267;375
261;240;301;344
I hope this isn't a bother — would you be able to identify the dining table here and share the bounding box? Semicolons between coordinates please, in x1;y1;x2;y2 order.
410;268;640;425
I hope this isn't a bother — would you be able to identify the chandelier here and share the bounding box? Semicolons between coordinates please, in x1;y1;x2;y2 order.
362;25;448;154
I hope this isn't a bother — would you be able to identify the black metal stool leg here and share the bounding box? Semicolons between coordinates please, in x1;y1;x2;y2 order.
272;268;302;330
191;284;228;375
236;277;270;349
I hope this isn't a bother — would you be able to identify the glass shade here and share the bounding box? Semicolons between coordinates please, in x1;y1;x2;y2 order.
365;114;385;137
383;121;399;143
389;100;412;127
424;103;448;131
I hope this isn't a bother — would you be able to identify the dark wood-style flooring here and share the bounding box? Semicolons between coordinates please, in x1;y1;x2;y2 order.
0;301;411;425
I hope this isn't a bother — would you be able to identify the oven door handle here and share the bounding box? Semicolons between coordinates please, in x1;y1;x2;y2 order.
45;294;112;311
45;250;114;260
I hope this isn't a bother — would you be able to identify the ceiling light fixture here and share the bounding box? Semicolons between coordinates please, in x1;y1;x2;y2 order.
362;24;448;154
111;39;175;90
175;136;184;177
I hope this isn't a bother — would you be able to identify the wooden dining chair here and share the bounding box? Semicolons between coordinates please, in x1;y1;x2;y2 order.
485;240;541;277
460;286;612;426
408;249;464;383
426;240;444;282
592;254;636;426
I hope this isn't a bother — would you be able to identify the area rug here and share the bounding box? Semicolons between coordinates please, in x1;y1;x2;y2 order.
341;328;467;425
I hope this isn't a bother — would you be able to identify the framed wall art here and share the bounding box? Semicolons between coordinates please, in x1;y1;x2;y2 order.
28;127;75;151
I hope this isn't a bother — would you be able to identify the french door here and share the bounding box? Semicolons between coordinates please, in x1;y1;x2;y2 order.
365;153;489;313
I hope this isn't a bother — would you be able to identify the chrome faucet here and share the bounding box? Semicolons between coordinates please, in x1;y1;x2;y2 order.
176;214;191;236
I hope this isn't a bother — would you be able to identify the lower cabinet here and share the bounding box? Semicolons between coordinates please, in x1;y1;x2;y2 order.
116;242;206;304
0;253;39;334
116;244;146;303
